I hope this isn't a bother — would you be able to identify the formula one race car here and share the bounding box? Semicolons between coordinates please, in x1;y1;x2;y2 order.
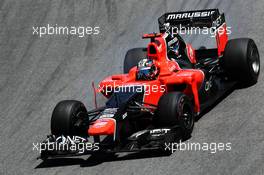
40;9;260;159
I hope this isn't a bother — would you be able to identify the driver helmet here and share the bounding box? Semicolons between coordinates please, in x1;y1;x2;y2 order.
137;58;158;80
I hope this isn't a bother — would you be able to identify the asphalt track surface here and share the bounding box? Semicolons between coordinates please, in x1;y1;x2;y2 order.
0;0;264;174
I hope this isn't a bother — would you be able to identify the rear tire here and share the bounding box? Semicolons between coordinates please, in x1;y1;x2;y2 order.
156;92;194;136
123;48;147;73
222;38;260;86
51;100;88;136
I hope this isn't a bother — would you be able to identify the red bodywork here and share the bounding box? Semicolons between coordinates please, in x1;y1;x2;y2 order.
99;33;204;112
88;25;228;136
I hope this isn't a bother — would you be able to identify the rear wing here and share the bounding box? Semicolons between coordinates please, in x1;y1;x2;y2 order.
158;9;224;32
158;9;228;56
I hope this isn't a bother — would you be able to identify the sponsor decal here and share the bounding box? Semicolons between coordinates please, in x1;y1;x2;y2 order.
167;11;216;20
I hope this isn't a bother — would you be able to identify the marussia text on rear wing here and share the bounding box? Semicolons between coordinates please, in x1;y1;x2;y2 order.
158;9;225;32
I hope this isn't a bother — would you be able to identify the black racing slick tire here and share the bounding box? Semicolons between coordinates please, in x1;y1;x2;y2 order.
51;100;88;136
123;48;147;73
156;92;195;136
222;38;260;86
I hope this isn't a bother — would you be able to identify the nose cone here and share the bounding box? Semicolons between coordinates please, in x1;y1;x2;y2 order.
88;118;116;136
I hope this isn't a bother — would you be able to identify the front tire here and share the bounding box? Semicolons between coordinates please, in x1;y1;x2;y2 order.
51;100;88;136
222;38;260;86
156;92;195;136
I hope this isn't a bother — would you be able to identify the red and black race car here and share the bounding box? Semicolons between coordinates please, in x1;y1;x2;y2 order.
40;9;260;158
